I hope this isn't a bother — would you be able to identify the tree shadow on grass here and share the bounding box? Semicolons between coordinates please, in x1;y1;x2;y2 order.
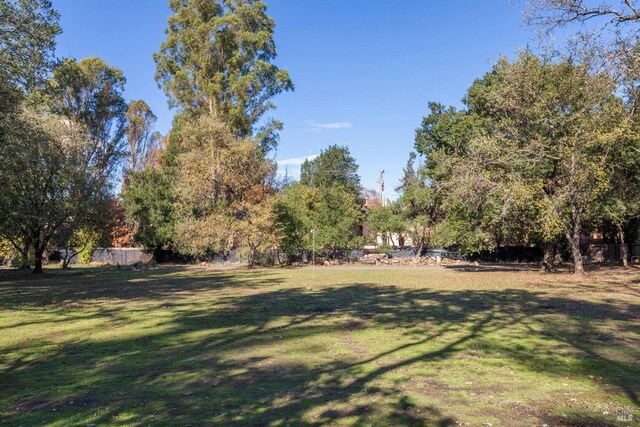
0;270;638;426
0;267;283;306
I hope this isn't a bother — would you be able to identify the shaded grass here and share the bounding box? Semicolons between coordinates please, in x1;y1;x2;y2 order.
0;266;638;426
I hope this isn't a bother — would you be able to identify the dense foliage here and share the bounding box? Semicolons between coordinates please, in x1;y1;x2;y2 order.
406;52;639;274
154;0;293;152
2;0;639;275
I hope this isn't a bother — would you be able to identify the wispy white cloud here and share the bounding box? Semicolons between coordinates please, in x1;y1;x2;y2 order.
276;154;318;179
305;121;353;133
277;154;318;166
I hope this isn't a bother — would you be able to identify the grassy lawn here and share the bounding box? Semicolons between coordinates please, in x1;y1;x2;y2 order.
0;266;638;426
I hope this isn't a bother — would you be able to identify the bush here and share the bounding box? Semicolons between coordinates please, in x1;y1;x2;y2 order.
77;229;101;265
147;259;158;268
378;245;393;257
8;252;31;268
0;238;13;265
47;250;62;263
78;244;94;265
0;239;34;268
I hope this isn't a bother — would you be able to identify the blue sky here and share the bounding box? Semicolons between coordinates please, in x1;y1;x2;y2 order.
53;0;536;197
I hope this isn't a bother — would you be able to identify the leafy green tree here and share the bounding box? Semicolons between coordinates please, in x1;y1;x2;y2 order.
0;106;109;273
0;0;60;93
300;145;362;197
597;121;640;266
167;114;278;265
485;54;625;274
0;0;113;273
279;145;367;258
414;101;516;256
274;183;315;261
396;152;417;193
415;102;483;176
232;196;279;267
526;0;640;265
311;186;364;257
154;0;293;152
395;154;442;258
121;168;175;255
76;228;101;265
419;53;627;274
47;57;128;179
366;204;406;247
0;237;17;266
51;200;115;269
277;181;364;260
150;0;294;264
125;100;158;175
1;0;60;188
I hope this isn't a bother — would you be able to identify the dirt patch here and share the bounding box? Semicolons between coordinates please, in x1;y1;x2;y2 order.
15;399;53;413
540;413;621;427
321;404;372;419
410;377;454;395
68;395;99;409
343;318;367;330
341;322;370;359
136;369;162;381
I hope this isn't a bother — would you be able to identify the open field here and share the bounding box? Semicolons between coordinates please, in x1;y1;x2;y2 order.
0;266;638;426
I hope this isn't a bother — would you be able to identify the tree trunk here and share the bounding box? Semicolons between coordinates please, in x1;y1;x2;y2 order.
33;245;44;274
153;245;163;262
21;241;30;261
32;233;53;274
62;251;71;269
567;224;584;275
618;228;629;267
61;247;79;269
248;246;255;269
570;238;583;275
565;199;584;275
415;241;424;264
540;242;554;273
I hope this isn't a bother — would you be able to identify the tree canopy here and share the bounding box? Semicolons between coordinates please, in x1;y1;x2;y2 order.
0;0;60;93
47;57;128;179
412;52;632;274
300;145;362;196
154;0;293;152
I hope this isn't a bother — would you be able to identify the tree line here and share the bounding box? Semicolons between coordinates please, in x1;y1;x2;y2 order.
370;1;640;274
1;0;639;274
0;0;162;272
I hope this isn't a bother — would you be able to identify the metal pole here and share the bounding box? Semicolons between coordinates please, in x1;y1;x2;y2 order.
379;170;385;207
312;228;315;280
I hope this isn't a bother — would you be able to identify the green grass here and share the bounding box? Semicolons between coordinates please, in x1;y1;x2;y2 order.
0;266;638;426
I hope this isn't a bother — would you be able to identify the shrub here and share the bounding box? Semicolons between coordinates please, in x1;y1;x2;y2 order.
378;245;393;257
77;229;101;265
0;238;13;265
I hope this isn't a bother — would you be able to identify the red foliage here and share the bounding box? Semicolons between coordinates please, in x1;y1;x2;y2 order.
105;199;134;247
